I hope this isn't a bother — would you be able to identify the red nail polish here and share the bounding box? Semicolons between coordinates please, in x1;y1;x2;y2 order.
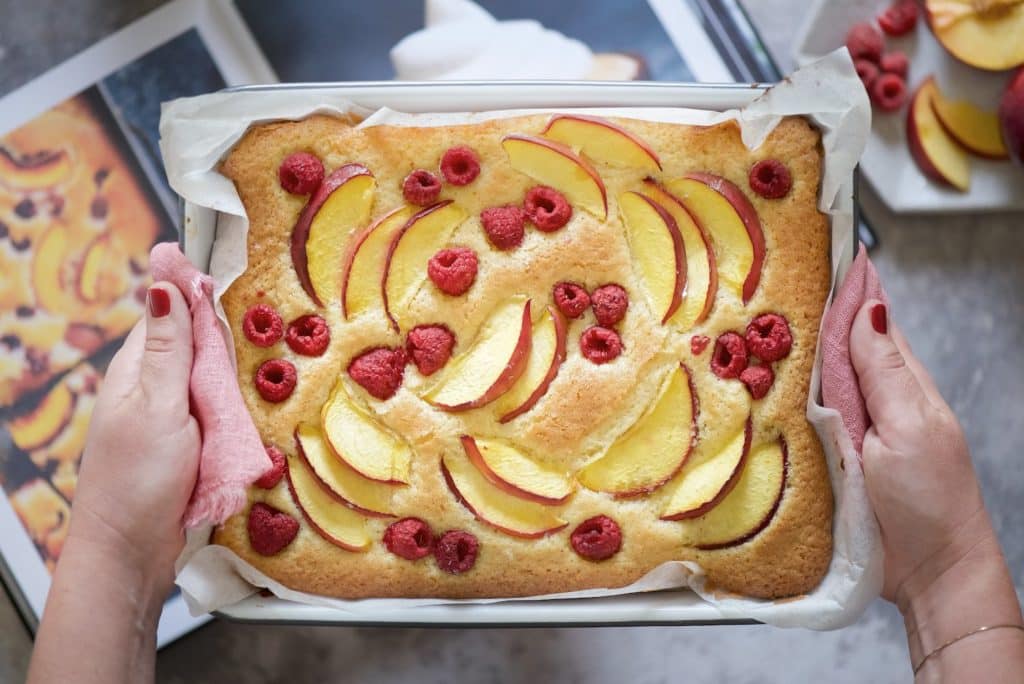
870;303;888;334
148;287;171;318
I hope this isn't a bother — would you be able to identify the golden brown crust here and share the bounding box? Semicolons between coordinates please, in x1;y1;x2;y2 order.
214;112;833;600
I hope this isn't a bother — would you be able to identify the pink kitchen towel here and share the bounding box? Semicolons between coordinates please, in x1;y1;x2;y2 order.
820;244;888;455
150;242;269;528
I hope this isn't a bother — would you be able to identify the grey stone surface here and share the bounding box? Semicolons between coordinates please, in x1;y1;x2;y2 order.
1;1;1022;683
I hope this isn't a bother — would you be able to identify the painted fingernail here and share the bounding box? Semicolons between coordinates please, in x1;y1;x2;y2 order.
870;303;888;335
148;287;171;318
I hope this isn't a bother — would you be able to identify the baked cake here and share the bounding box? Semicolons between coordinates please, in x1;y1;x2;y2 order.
213;112;833;600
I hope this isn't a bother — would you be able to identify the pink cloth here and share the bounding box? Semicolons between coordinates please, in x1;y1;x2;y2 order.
150;242;270;528
821;244;888;455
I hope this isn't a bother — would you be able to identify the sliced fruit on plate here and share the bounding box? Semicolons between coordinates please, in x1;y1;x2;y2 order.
342;205;416;319
461;435;574;505
676;437;787;550
907;78;970;192
423;296;532;412
285;449;371;551
290;164;375;307
8;382;75;451
501;134;607;219
494;304;567;423
578;363;698;497
383;200;468;331
321;378;413;484
661;418;751;520
666;174;764;305
541;114;661;171
294;423;395;517
0;147;72;191
641;178;717;330
931;88;1009;159
925;0;1024;72
618;190;685;325
441;450;568;538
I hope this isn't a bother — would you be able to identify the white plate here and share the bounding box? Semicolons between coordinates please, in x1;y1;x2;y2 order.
794;0;1023;213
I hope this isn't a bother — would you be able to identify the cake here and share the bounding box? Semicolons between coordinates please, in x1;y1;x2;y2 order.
213;111;834;600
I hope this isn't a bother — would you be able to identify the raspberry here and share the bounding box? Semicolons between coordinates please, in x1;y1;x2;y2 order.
406;324;456;376
580;326;623;365
278;152;324;195
254;445;286;489
748;159;793;200
591;284;628;327
285;314;330;356
745;313;793;362
255;359;297;402
434;529;479;574
740;365;775;400
524;186;572;232
553;281;590;319
878;0;918;36
710;332;748;380
879;51;909;77
347;347;406;400
243;304;283;347
247;502;299;556
570;515;622;561
440;146;481;186
383;518;434;560
690;335;710;356
402;169;442;206
845;23;883;63
854;59;880;90
871;73;907;112
428;247;478;296
481;205;526;250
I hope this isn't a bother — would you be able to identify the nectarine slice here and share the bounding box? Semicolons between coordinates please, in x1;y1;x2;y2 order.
321;379;413;484
9;382;75;451
907;78;970;192
0;147;72;191
295;423;396;518
931;88;1009;159
285;450;371;552
619;191;685;325
542;115;661;171
342;206;416;319
495;304;567;423
502;134;607;219
31;225;72;315
661;418;751;521
461;435;574;505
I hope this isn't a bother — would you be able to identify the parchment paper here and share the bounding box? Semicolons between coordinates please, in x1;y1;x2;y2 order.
162;49;882;630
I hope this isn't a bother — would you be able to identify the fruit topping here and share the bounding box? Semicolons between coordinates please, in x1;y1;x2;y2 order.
406;324;456;376
740;365;775;400
845;22;883;62
748;159;793;200
580;326;623;365
428;247;478;296
590;284;628;327
872;73;907;112
278;152;324;195
255;359;298;402
402;169;442;206
524;185;573;232
247;502;300;556
434;529;479;574
285;314;330;356
878;0;918;36
481;205;526;250
255;445;286;489
880;51;909;77
570;515;622;561
710;332;748;380
552;281;591;319
690;335;710;356
383;517;434;560
440;146;481;186
745;313;793;362
855;59;880;90
347;347;407;400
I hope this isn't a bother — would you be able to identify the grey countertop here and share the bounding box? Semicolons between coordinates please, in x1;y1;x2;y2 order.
1;2;1021;682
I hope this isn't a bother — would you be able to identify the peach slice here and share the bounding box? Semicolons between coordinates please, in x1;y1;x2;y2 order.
31;225;72;315
907;78;970;192
285;449;371;552
495;304;568;423
321;378;413;484
461;435;574;505
290;164;375;307
341;206;415;320
9;382;75;451
501;134;607;219
666;174;764;305
925;0;1024;72
294;423;395;518
661;418;751;521
578;363;698;497
931;88;1009;159
424;296;533;412
0;147;72;191
382;200;468;332
677;438;787;550
541;114;661;171
618;190;685;324
641;178;717;330
76;234;128;305
441;450;568;539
